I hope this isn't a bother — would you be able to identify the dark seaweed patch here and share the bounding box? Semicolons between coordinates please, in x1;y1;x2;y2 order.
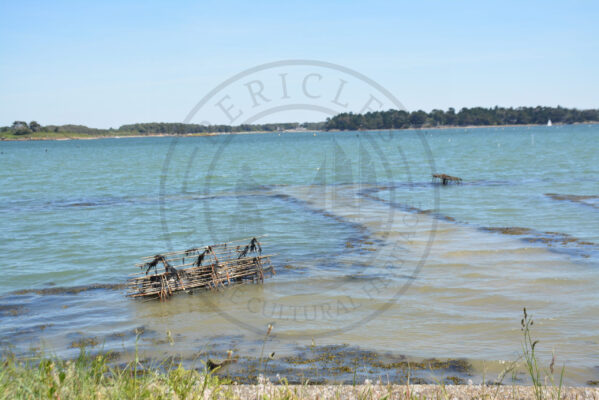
105;326;153;342
364;186;597;257
91;341;474;385
481;226;596;250
205;344;473;385
0;304;28;317
480;227;533;236
546;193;599;210
446;375;466;384
282;264;304;271
360;187;458;223
70;337;100;349
62;202;97;207
10;283;126;296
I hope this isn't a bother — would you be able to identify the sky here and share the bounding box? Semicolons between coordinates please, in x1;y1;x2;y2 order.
0;0;598;128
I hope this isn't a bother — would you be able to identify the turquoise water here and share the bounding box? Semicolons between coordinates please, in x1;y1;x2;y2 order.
0;124;598;384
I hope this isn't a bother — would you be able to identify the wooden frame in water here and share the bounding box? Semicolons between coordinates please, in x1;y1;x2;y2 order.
126;237;274;301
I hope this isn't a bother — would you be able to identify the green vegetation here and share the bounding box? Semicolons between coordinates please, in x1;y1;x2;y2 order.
324;106;599;130
0;120;326;140
2;106;597;140
119;122;326;135
0;348;229;399
519;308;565;400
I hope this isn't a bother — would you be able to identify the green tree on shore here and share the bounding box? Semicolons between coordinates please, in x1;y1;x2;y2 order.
325;106;599;130
2;106;598;138
29;121;41;132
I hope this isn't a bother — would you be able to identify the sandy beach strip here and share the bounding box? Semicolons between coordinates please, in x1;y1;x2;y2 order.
207;383;599;399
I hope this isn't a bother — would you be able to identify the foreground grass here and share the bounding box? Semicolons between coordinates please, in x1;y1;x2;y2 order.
0;348;233;399
1;349;596;400
1;309;596;399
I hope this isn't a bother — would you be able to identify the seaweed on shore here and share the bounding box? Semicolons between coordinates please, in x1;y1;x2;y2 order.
210;344;474;385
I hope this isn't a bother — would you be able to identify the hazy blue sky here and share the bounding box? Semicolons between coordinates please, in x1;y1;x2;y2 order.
1;0;597;128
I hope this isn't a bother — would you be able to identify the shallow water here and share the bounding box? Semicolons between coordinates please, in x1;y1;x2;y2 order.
1;125;598;384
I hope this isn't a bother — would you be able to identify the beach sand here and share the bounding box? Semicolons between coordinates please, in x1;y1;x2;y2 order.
213;383;599;399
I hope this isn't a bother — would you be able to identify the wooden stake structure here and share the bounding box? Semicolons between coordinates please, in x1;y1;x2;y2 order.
126;237;274;301
432;173;462;185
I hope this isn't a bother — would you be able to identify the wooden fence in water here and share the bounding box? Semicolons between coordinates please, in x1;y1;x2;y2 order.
126;237;274;301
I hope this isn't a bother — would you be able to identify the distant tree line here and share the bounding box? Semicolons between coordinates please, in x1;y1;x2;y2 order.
0;121;110;136
117;121;325;134
0;121;326;136
324;106;599;130
2;106;597;137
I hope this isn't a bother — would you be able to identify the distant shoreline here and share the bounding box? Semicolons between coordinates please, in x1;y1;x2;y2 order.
1;121;597;142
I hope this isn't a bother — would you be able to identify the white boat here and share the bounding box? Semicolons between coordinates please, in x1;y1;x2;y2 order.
547;119;552;126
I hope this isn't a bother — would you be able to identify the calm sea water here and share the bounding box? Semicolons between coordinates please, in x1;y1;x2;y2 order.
1;125;598;384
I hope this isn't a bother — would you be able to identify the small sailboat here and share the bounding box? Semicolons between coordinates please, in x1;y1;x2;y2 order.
547;119;552;127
